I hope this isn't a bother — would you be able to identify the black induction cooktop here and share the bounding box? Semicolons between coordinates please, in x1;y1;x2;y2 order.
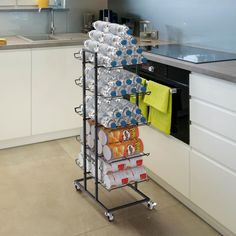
143;44;236;64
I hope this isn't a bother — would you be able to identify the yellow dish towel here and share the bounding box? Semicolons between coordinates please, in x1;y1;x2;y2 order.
130;78;149;119
144;81;172;135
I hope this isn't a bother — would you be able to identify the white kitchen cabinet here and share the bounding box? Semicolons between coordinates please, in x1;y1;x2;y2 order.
32;46;83;135
140;126;190;197
190;72;236;234
190;150;236;234
0;0;16;6
0;50;31;141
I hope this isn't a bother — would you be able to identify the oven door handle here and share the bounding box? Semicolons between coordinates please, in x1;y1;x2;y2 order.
171;88;178;94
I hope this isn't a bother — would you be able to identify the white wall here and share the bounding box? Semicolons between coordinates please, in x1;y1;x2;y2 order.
0;0;108;35
66;0;107;32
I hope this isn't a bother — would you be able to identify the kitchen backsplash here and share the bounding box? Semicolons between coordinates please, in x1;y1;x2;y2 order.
108;0;236;53
0;0;107;35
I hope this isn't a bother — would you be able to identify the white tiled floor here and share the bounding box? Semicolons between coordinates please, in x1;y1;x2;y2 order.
0;137;221;236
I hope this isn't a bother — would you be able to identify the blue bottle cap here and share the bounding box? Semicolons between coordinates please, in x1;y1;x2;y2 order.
131;38;137;45
136;108;142;114
121;89;127;96
141;86;147;93
131;87;137;94
116;112;121;118
131;118;137;125
127;29;133;35
140;117;146;123
110;91;117;97
131;58;138;65
126;79;132;85
116;80;122;86
126;110;132;117
116;50;122;56
111;122;117;129
136;48;143;54
126;49;133;55
121;39;127;46
111;61;117;67
136;77;142;84
120;120;127;127
141;57;148;64
121;59;127;66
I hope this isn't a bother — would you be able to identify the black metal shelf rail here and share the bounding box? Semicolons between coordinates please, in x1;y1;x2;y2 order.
74;48;156;219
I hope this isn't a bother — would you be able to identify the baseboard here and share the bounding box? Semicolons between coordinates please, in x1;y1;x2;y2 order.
146;168;235;236
0;128;80;150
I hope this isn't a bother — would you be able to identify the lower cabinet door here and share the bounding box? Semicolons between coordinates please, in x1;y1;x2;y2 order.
0;50;31;141
140;126;190;197
32;46;83;135
190;150;236;234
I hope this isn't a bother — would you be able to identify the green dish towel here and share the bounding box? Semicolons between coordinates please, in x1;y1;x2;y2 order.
144;81;172;135
130;78;149;119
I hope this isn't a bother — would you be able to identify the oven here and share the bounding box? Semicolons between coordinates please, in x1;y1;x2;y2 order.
124;60;190;144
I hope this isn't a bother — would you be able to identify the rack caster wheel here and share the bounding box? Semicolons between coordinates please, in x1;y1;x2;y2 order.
147;200;157;210
74;183;81;192
105;212;114;222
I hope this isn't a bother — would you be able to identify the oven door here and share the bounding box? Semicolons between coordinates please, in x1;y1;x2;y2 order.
125;64;190;144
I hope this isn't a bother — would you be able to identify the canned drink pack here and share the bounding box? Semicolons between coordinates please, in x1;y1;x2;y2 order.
102;138;144;161
102;159;130;174
98;126;139;145
103;171;129;189
103;166;147;189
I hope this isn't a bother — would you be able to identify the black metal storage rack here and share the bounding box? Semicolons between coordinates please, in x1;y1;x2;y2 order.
74;49;157;222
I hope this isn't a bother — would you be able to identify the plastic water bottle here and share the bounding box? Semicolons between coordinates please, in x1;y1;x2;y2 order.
119;99;142;115
134;114;147;124
133;46;143;55
123;47;133;56
136;83;147;93
99;85;117;97
126;85;138;94
97;54;118;67
116;118;127;128
98;43;123;58
100;116;117;129
103;33;128;47
92;21;110;33
108;23;133;36
125;35;138;45
89;30;105;43
84;39;99;52
125;116;138;125
138;56;148;64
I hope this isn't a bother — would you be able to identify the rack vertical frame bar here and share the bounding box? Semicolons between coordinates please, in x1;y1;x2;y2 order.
82;50;87;191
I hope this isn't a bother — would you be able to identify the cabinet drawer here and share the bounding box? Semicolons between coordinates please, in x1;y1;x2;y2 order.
190;99;236;142
140;126;190;197
190;150;236;234
190;73;236;112
190;125;236;172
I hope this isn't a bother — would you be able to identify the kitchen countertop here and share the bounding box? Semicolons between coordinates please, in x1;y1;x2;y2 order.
143;47;236;84
0;33;88;50
1;33;236;84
